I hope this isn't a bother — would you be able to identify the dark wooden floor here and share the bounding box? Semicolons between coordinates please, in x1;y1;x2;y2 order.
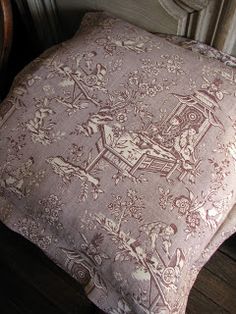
187;235;236;314
0;222;235;314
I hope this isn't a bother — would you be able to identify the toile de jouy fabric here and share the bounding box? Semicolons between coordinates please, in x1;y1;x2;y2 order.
0;12;236;314
158;34;236;69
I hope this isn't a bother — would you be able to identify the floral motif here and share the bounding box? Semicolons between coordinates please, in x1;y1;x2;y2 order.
15;217;52;250
38;194;63;229
68;143;84;163
146;85;158;97
0;197;13;222
209;158;231;190
186;212;201;230
107;189;144;224
26;98;65;145
160;54;185;75
6;134;26;157
158;186;215;237
158;187;173;210
174;196;191;216
116;112;128;123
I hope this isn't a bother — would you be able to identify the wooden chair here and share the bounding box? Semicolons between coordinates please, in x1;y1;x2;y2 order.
0;0;13;99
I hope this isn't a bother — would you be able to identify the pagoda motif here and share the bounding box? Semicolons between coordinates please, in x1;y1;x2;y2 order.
86;79;224;182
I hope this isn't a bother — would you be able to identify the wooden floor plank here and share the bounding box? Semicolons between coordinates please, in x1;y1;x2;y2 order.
193;267;236;313
186;287;229;314
0;223;93;314
204;250;236;289
220;235;236;261
0;261;62;314
0;223;235;314
0;297;23;314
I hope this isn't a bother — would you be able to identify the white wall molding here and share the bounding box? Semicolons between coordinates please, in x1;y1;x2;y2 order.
213;0;236;55
14;0;236;56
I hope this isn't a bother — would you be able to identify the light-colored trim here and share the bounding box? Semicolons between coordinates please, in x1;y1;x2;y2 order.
15;0;210;42
194;0;223;43
159;0;188;35
14;0;236;57
159;0;209;35
209;0;225;46
177;0;209;11
213;0;236;54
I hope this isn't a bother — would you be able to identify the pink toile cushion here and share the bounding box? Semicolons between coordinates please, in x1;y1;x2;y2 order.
0;12;236;314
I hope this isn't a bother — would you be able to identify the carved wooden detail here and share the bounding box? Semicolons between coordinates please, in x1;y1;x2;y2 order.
0;0;13;71
0;0;13;99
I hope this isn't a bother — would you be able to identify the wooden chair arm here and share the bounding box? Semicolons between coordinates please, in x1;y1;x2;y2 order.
0;0;13;74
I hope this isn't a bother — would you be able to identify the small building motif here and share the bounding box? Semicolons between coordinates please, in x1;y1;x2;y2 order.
86;85;223;182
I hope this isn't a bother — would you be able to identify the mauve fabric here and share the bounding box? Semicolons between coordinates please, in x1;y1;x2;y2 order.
0;13;236;314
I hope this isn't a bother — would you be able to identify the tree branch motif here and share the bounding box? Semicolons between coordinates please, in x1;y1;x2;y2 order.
46;156;103;200
94;190;186;312
26;98;65;145
95;214;173;311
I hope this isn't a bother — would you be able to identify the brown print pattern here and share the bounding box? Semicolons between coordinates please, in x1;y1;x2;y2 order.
48;80;226;192
0;13;236;314
94;190;186;313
